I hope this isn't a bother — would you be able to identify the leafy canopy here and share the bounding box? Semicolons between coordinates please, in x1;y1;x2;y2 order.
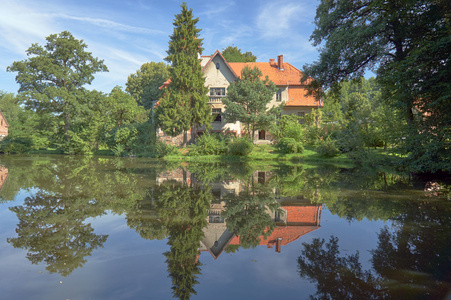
7;31;108;145
303;0;450;173
223;66;279;140
126;62;170;110
222;45;257;62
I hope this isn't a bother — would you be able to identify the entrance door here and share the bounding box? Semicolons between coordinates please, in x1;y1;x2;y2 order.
258;130;266;140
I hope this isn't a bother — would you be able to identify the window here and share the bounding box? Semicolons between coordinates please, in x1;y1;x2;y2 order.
298;112;305;124
212;108;222;122
276;89;282;101
210;88;226;96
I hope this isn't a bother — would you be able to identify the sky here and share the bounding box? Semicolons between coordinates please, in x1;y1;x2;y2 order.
0;0;320;95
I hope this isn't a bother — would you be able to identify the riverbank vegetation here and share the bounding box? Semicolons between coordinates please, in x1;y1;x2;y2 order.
1;1;449;175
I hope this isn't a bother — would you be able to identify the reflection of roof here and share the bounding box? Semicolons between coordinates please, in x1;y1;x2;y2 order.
229;225;320;248
0;166;8;191
199;205;322;258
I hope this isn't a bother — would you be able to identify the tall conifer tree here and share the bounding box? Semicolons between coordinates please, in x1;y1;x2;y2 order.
155;2;211;143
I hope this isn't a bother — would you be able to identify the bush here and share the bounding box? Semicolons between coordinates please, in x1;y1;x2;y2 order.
187;133;227;156
228;137;253;156
106;125;139;155
276;137;304;154
0;137;33;154
316;137;340;157
153;140;180;158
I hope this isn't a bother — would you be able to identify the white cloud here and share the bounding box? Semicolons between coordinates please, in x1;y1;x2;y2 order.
51;14;166;35
256;1;312;39
0;1;55;53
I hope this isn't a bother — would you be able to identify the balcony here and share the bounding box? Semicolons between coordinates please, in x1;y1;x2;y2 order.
208;96;225;103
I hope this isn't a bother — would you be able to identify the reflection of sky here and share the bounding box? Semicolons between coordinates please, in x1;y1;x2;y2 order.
1;192;391;300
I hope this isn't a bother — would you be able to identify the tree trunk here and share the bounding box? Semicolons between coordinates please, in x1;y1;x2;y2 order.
64;113;70;143
182;130;187;147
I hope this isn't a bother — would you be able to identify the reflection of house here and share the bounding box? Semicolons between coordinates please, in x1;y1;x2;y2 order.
158;51;323;144
156;169;191;185
199;203;322;259
0;166;8;190
0;111;8;140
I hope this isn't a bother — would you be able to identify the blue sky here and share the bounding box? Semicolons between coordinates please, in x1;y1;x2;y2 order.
0;0;320;94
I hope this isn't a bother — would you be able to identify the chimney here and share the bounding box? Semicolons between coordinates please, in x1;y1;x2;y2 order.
278;55;284;70
269;58;275;66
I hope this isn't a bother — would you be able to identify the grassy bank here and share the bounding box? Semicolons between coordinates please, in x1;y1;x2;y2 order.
162;144;401;169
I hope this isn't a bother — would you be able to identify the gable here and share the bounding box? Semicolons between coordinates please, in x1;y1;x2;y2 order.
202;50;237;87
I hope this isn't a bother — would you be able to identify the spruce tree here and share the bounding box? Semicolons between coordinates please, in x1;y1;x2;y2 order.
155;2;211;143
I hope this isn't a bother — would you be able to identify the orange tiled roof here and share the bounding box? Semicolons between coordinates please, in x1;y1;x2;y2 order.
286;86;323;107
228;62;304;86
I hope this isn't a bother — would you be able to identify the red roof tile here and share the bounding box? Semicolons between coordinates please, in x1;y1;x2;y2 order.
228;62;305;85
286;86;323;107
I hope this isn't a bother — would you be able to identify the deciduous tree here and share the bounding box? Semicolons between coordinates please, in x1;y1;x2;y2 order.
303;0;450;172
223;66;278;140
7;31;108;146
126;62;170;110
222;45;257;62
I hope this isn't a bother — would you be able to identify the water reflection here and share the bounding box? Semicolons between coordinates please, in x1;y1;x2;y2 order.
298;193;451;299
0;156;449;299
7;191;108;276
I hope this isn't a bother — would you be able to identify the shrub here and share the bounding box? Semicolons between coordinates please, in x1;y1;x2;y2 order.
153;140;180;158
228;137;253;156
0;137;33;154
316;137;340;157
187;133;227;156
276;137;304;154
106;125;139;155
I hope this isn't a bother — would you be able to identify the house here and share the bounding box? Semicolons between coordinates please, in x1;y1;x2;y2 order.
0;110;8;140
158;50;323;144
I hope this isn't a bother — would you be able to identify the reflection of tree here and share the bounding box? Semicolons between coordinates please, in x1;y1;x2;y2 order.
187;161;253;183
298;236;385;299
4;156;153;276
222;179;281;249
298;200;451;299
153;179;210;300
371;200;451;299
7;192;108;276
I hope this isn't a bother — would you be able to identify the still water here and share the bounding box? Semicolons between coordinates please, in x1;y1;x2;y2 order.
0;155;450;300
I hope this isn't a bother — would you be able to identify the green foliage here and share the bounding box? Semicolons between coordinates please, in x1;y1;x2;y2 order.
221;45;257;62
303;0;450;173
276;137;304;154
7;31;108;147
187;133;227;156
223;66;279;141
228;136;253;156
222;182;280;249
126;62;170;110
271;114;304;141
155;3;211;140
152;140;181;158
316;137;339;157
106;126;138;156
0;137;33;154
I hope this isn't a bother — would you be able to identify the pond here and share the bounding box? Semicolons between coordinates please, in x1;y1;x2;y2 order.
0;155;450;300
